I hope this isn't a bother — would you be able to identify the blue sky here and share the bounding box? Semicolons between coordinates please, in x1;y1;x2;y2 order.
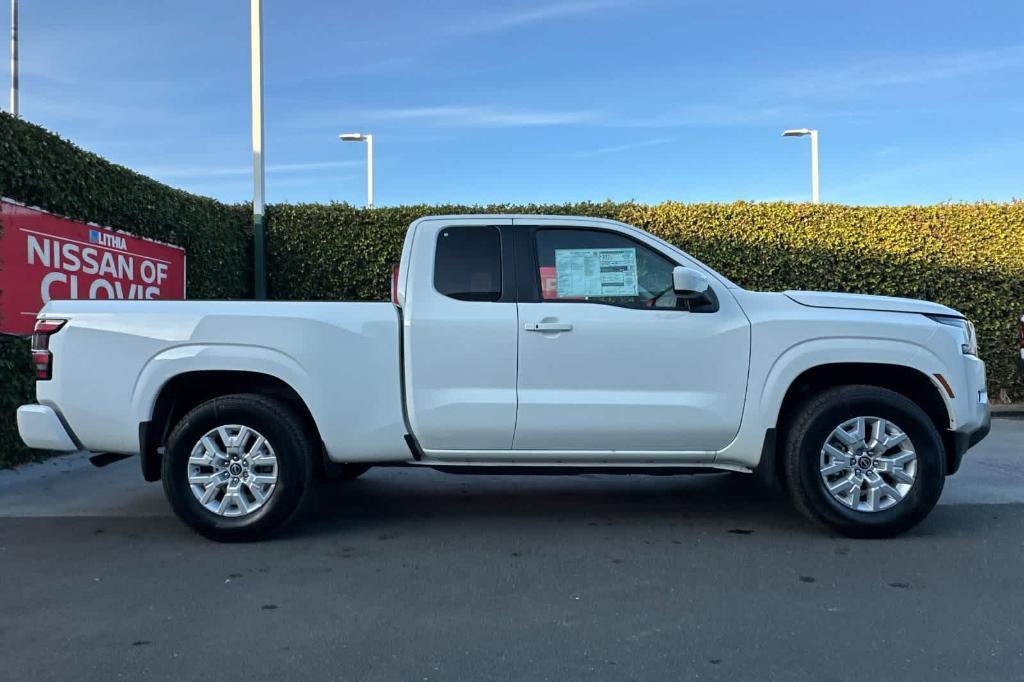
6;0;1024;206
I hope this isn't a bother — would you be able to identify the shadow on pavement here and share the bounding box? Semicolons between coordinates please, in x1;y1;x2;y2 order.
299;470;812;540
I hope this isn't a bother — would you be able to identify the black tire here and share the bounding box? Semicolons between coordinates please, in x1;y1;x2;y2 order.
782;385;945;538
162;394;316;542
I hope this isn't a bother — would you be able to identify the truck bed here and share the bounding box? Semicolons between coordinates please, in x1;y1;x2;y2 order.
35;300;409;462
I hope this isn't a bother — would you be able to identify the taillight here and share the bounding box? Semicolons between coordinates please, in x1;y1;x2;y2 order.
391;264;400;306
1019;318;1024;350
31;319;66;381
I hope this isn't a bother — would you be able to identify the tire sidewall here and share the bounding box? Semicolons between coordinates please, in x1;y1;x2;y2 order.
162;396;312;541
795;389;945;536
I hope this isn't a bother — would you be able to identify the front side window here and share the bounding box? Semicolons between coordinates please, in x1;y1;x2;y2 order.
535;229;681;309
434;226;502;302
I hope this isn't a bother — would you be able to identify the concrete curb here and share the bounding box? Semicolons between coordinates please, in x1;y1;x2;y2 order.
991;404;1024;417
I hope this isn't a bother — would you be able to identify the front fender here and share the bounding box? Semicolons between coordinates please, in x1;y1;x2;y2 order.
758;336;952;428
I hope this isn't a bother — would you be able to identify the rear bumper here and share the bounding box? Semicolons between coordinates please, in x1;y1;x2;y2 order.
17;405;79;452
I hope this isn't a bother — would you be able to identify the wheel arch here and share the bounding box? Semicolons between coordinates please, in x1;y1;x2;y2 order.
771;362;957;480
140;370;321;482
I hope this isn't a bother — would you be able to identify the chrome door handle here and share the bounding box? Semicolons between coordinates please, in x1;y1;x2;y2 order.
524;322;573;332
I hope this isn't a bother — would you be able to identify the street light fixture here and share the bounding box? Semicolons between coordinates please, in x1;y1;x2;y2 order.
340;133;374;207
782;128;819;204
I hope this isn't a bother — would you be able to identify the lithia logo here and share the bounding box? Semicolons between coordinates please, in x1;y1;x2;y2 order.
88;229;127;250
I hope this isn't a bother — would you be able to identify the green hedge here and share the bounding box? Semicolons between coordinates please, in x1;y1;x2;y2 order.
0;336;35;467
0;113;252;299
267;201;1024;402
0;113;252;467
265;202;621;300
3;114;1022;468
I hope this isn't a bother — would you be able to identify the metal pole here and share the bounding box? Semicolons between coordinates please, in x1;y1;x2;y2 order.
10;0;18;116
810;129;820;204
365;134;374;207
250;0;267;299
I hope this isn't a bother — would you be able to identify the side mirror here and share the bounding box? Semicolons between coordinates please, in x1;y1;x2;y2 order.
672;266;710;297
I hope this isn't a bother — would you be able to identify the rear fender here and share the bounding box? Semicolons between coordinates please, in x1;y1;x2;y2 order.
132;344;313;428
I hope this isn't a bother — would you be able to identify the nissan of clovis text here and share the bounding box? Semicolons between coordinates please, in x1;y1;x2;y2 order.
17;215;991;541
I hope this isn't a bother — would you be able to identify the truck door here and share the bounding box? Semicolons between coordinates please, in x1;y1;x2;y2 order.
402;218;519;451
513;222;750;454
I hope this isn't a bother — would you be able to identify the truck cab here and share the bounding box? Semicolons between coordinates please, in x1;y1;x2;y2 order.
401;216;749;460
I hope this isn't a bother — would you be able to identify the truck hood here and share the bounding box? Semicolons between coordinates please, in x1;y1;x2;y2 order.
784;291;962;317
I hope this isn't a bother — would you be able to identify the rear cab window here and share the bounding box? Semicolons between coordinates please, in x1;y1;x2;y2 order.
434;225;502;302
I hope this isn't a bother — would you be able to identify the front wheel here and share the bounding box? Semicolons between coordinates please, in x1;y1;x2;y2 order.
162;394;316;542
782;385;945;538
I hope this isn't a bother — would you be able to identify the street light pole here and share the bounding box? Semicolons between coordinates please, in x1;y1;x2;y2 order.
809;129;819;204
9;0;18;116
250;0;267;299
782;128;820;204
365;134;374;207
340;133;374;207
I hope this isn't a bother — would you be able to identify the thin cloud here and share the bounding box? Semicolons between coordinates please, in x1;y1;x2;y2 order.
444;0;639;37
299;102;793;132
290;57;419;83
606;105;787;128
268;161;364;173
165;174;360;203
570;136;675;157
762;44;1024;100
338;105;600;127
142;160;363;179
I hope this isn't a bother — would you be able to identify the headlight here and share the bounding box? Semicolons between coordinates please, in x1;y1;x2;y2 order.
929;315;978;356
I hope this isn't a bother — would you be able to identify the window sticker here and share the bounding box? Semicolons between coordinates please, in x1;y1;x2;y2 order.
553;248;638;298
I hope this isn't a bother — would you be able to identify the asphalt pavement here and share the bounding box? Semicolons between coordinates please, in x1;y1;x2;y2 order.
1;418;1022;681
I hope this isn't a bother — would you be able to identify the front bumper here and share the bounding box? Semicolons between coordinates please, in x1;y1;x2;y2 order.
946;406;991;476
944;354;990;476
17;405;79;452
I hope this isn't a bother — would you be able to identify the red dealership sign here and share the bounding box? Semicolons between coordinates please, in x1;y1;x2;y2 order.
0;199;186;335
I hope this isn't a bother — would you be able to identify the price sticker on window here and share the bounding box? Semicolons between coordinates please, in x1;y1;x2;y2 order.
554;248;638;298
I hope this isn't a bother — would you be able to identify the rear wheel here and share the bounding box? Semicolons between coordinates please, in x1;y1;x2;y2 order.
782;385;945;538
162;394;316;542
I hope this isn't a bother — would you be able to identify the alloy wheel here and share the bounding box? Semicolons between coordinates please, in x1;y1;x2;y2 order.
187;424;279;517
819;416;918;512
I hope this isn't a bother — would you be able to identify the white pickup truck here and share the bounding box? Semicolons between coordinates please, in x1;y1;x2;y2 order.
18;215;990;541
